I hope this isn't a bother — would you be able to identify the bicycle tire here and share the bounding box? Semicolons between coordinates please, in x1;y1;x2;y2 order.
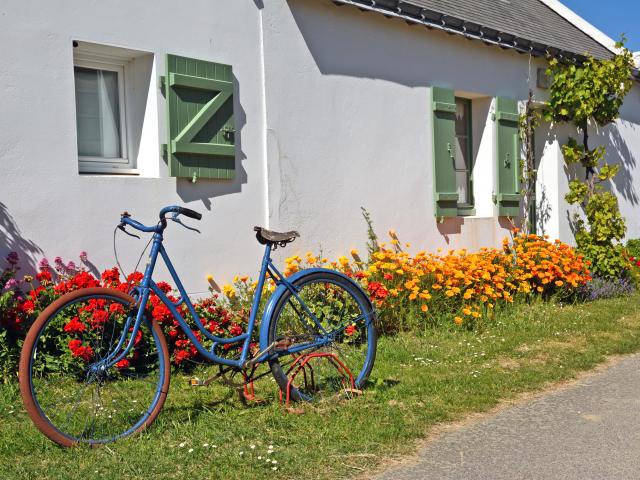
19;287;170;446
267;271;377;402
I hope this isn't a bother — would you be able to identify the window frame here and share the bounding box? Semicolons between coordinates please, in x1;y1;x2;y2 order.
454;96;475;216
73;56;132;173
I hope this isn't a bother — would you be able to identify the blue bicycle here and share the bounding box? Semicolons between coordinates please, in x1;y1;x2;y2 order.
19;206;377;446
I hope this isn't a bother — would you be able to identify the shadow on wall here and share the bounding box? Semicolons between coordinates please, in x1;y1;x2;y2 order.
606;121;639;206
287;0;527;94
437;217;463;243
174;75;249;210
0;202;43;274
536;184;552;236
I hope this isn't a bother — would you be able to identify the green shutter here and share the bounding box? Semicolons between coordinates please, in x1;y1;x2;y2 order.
495;97;521;216
162;54;235;180
431;87;458;217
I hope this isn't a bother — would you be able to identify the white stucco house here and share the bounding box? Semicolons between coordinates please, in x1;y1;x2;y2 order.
1;0;639;293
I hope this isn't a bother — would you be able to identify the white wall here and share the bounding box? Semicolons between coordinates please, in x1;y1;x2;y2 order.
0;0;268;293
535;86;640;243
261;0;547;261
261;0;640;258
2;0;639;291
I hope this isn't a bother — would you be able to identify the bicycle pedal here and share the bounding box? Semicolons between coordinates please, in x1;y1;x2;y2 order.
190;377;205;387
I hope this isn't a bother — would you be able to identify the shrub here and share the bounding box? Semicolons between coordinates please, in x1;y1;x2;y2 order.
577;275;634;301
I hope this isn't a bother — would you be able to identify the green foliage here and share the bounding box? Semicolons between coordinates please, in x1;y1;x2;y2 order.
360;207;379;258
626;239;640;259
560;137;605;170
546;38;634;279
575;229;628;279
544;39;634;127
583;191;626;242
0;291;21;384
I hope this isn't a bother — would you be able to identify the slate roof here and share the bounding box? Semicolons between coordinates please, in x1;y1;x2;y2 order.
330;0;614;60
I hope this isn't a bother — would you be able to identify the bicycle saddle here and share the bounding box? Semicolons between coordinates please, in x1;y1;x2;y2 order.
254;226;299;247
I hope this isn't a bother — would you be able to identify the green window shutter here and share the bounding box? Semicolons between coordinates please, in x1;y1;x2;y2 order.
495;97;521;217
162;54;235;180
431;86;458;217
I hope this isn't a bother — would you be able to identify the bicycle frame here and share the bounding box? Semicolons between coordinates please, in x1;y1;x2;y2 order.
102;230;336;371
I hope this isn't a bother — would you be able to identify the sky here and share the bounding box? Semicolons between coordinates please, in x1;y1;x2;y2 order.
559;0;640;52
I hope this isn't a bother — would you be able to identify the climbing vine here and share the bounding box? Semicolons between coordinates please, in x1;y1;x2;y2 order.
519;89;541;235
544;38;635;278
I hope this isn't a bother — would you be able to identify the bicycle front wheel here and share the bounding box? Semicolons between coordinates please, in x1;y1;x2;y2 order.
267;271;377;403
19;287;170;446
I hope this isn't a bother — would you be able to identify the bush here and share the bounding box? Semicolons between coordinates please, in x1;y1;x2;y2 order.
577;274;635;301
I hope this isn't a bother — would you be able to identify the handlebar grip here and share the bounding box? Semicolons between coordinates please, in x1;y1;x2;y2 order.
177;207;202;221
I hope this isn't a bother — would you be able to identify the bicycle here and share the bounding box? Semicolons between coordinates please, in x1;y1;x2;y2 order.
18;206;377;446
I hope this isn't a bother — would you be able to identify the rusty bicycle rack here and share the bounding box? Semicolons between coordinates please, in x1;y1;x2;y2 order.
278;352;358;411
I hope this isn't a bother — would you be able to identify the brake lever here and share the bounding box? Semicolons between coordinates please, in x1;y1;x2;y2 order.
118;223;141;239
170;214;201;234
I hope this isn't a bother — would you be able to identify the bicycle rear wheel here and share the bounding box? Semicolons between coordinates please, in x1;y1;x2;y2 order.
267;271;377;403
19;287;170;446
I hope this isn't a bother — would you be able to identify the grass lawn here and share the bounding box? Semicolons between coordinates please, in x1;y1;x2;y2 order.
2;294;640;479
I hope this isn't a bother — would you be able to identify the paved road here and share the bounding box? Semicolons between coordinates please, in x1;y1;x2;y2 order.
374;354;640;480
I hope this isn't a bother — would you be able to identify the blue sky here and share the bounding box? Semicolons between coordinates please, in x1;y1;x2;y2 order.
559;0;640;52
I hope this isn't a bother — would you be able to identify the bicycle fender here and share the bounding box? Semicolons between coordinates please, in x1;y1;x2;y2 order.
258;268;366;352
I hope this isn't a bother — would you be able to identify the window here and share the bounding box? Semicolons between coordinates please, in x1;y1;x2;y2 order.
73;41;155;175
454;97;473;210
74;63;127;164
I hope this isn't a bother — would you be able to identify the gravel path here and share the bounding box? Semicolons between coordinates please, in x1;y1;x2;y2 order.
374;354;640;480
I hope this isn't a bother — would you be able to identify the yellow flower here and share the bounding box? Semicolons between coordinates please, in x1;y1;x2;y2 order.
445;290;455;297
454;316;463;325
222;284;236;298
421;304;428;312
462;307;472;315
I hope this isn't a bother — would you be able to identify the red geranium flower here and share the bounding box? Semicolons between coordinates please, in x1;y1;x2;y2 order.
36;270;52;283
64;316;86;334
116;358;130;369
345;324;357;336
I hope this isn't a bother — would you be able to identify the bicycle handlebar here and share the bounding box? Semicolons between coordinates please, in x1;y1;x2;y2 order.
159;205;202;221
119;206;202;233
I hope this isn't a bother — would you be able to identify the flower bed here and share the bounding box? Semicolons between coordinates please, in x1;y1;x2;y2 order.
0;253;246;382
260;231;592;334
0;231;597;381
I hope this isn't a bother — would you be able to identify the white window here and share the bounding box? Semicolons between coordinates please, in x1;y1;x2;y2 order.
73;41;155;175
74;61;127;165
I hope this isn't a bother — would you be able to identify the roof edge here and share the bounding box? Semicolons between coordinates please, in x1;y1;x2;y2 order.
538;0;618;53
328;0;640;82
330;0;585;60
